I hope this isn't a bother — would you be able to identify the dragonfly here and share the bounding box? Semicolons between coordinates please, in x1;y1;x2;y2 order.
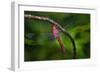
51;24;66;54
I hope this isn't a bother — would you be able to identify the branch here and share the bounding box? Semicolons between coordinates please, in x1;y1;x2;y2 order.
24;14;76;59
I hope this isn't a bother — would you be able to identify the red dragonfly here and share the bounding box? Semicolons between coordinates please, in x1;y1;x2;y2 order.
51;24;66;54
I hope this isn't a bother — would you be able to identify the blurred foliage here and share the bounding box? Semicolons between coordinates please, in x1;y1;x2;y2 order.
24;11;90;61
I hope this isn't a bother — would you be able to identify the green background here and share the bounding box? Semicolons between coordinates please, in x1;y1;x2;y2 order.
24;11;90;61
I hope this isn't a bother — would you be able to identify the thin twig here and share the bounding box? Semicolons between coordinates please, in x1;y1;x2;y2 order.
24;14;76;59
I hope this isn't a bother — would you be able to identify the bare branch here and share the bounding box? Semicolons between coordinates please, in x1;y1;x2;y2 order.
25;14;65;31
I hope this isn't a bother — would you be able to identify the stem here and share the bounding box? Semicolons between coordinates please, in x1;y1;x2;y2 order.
24;14;76;59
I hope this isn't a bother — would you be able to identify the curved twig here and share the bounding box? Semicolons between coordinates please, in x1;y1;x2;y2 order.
24;14;76;59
